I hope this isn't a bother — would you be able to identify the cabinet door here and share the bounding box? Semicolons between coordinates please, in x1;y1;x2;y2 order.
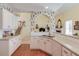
17;37;21;46
41;39;46;51
9;38;15;55
3;9;12;29
3;9;18;30
45;39;52;54
12;15;18;29
62;47;72;56
52;40;62;56
30;37;39;49
14;36;21;50
9;36;21;55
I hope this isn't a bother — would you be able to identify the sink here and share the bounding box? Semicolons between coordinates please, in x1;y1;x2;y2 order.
42;35;55;38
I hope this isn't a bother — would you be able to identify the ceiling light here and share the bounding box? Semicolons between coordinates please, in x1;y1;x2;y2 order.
45;6;48;9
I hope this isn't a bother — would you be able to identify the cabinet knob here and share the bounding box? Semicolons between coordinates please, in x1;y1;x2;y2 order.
64;50;68;54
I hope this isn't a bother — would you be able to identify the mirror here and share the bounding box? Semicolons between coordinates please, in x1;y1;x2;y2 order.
34;14;51;32
56;19;62;33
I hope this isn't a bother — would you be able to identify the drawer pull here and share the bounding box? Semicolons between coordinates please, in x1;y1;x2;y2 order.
64;50;68;54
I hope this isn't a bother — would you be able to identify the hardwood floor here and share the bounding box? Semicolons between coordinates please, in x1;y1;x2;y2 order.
12;44;49;56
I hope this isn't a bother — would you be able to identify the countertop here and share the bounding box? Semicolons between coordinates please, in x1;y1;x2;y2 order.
54;37;79;55
54;32;79;40
0;35;20;41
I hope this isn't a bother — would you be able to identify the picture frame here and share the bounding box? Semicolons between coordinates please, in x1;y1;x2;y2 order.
74;21;79;30
74;25;79;30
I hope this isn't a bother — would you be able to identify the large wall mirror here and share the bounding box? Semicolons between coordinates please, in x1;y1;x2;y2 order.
34;14;51;32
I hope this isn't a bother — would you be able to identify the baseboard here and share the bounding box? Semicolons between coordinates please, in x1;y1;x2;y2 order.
40;50;52;56
11;45;22;56
21;41;30;44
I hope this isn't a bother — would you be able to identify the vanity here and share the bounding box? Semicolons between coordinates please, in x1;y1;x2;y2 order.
30;32;79;56
0;35;21;56
0;8;22;56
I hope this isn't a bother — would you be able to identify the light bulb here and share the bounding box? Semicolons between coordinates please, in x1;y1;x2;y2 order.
45;6;48;9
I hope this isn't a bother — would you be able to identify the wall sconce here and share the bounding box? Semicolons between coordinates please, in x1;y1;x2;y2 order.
56;19;62;28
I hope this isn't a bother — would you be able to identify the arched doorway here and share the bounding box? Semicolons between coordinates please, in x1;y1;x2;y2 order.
31;12;56;33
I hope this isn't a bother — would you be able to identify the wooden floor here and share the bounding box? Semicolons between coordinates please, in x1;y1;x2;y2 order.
12;44;49;56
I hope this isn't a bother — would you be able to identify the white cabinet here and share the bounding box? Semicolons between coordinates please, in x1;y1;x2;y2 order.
30;37;40;49
38;38;53;55
37;38;52;54
30;37;78;56
2;8;19;30
51;40;62;56
3;9;12;29
0;35;21;56
30;37;61;56
62;47;72;56
39;38;46;51
9;35;21;55
12;15;18;29
44;39;52;54
62;47;77;56
9;38;14;55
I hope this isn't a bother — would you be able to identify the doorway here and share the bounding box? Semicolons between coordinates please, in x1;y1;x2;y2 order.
65;20;72;36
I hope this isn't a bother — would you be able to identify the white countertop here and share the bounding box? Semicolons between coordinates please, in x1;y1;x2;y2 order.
0;35;20;41
31;32;49;36
53;34;79;55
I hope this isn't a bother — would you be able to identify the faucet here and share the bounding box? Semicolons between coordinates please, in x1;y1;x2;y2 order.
49;31;51;36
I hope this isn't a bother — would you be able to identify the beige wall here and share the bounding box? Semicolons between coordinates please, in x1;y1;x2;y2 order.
34;14;51;32
36;15;50;27
55;5;79;35
19;13;31;44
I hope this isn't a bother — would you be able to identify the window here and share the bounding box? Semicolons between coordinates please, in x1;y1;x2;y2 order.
65;20;72;36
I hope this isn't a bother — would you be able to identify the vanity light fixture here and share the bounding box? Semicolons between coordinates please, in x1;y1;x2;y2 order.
45;6;48;9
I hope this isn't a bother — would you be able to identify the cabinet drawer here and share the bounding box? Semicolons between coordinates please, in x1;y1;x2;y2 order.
72;53;77;56
62;47;72;56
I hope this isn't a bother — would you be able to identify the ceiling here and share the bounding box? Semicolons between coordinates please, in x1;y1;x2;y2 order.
1;3;78;15
7;3;63;12
55;3;79;16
